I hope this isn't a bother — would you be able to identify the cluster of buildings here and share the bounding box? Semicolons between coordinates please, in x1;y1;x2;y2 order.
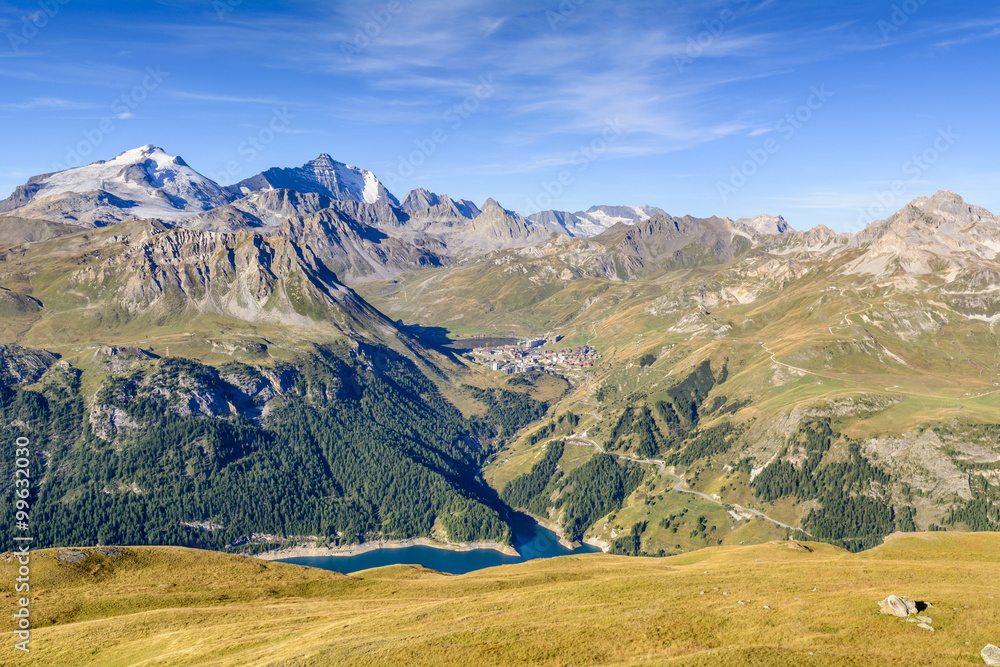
471;335;600;375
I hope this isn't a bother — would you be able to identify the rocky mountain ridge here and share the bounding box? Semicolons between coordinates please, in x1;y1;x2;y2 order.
0;146;792;275
846;190;1000;276
1;147;997;294
400;187;481;219
82;225;398;332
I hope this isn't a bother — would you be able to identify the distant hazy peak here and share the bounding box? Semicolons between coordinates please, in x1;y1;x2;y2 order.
908;190;995;223
526;204;668;238
400;188;440;210
400;188;481;219
470;198;534;236
735;214;793;236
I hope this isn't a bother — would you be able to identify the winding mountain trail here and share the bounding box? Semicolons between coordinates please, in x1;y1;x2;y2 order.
565;430;806;535
759;341;827;379
758;340;1000;401
827;299;876;336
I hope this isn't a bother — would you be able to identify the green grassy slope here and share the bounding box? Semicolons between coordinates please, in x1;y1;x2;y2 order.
360;241;1000;549
3;533;999;665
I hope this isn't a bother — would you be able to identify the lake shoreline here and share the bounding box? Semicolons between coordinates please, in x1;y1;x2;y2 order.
528;517;597;552
254;537;521;561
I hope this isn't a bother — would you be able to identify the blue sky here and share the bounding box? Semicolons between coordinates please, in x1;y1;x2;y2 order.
0;0;997;231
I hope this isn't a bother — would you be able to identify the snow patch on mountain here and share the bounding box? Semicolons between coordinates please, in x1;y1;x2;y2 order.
362;171;381;205
737;214;791;235
583;205;665;231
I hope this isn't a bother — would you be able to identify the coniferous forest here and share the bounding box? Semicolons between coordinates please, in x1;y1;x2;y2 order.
4;340;997;557
0;344;512;551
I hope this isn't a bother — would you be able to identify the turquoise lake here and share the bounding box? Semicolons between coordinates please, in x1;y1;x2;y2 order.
279;523;600;575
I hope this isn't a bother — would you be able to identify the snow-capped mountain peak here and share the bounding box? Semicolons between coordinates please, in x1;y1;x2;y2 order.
233;154;399;207
0;144;235;226
527;204;667;237
38;145;226;201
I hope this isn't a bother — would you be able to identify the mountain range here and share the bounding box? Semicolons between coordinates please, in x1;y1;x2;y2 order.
0;146;798;283
1;143;999;568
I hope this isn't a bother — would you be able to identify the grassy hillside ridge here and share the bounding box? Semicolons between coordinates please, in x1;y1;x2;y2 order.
432;236;1000;550
3;533;1000;665
0;219;414;367
486;347;999;556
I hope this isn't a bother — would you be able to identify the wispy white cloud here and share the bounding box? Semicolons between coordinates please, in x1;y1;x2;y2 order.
97;1;808;159
869;12;1000;50
462;142;693;178
165;90;290;105
482;16;508;36
252;4;848;161
0;97;99;111
934;25;1000;48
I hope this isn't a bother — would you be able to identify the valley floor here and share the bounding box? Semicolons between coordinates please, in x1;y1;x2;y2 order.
3;533;999;665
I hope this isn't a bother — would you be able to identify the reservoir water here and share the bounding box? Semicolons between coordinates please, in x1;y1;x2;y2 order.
279;523;600;575
440;336;520;351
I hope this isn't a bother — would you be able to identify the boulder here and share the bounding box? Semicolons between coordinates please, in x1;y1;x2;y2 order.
878;595;917;617
56;549;88;564
983;644;1000;666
